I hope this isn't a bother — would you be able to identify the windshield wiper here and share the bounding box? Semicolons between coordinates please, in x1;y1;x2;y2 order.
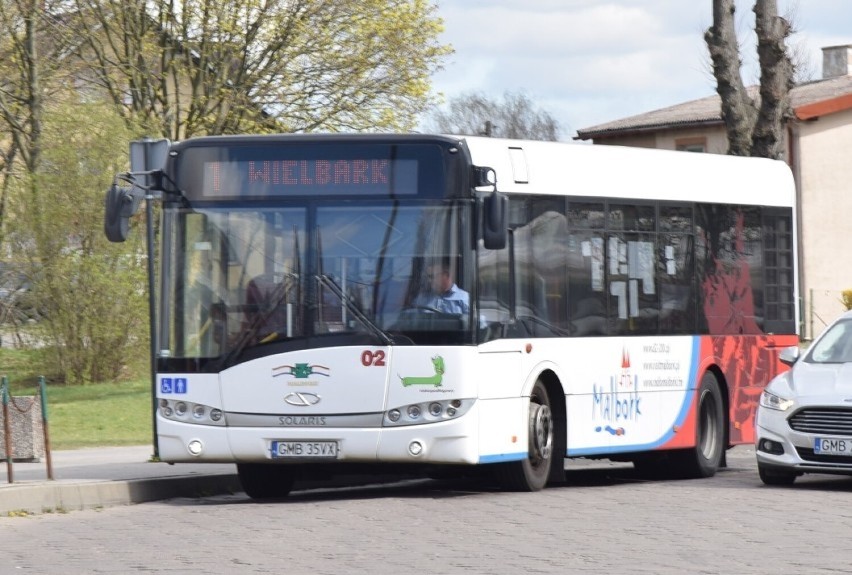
317;274;394;346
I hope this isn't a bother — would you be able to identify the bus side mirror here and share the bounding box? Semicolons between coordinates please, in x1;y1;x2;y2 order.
104;184;142;242
483;192;507;250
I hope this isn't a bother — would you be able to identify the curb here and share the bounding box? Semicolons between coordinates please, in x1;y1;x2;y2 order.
0;474;241;515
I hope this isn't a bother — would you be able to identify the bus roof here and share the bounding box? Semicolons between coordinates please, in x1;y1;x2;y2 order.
169;132;463;151
460;136;795;208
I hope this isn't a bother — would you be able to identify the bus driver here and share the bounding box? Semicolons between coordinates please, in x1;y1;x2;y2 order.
415;260;470;315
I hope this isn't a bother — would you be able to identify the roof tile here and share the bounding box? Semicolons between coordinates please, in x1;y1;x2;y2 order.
576;75;852;139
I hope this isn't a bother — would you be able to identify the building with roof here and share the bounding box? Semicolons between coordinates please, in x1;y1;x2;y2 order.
576;45;852;339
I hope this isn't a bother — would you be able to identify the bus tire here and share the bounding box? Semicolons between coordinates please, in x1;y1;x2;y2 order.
237;463;295;499
495;379;554;492
672;371;725;478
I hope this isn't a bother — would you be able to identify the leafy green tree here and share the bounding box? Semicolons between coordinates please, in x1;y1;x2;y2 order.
7;100;148;383
66;0;451;138
0;0;451;384
0;0;58;248
426;91;561;141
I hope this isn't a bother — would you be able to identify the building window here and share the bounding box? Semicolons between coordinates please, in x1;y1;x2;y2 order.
675;137;706;153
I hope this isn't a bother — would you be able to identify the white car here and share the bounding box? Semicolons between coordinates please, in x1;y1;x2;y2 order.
756;310;852;485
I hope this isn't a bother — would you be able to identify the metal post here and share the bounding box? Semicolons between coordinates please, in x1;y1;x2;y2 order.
2;376;13;483
38;376;53;480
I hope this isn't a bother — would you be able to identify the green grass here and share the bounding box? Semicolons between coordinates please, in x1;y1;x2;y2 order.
1;348;153;450
40;379;154;449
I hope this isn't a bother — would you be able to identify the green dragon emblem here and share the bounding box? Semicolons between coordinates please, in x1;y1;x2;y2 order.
399;356;445;387
273;363;330;379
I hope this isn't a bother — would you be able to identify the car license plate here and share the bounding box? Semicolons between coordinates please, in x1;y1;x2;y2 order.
271;440;338;459
814;437;852;456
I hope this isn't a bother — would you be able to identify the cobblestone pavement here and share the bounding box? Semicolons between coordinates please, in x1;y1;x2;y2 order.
3;445;852;574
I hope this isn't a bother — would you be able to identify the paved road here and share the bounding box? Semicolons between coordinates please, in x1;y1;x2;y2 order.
3;445;852;574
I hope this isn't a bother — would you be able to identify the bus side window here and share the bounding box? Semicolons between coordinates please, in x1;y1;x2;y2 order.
567;230;606;336
572;297;607;336
477;244;511;341
658;234;695;334
606;203;658;335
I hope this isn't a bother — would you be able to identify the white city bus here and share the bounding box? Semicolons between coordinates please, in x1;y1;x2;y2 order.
106;134;798;498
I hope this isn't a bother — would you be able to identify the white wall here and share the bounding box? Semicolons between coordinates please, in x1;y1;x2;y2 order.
797;109;852;337
591;126;729;154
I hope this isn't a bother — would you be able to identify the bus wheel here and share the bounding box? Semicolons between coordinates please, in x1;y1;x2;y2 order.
237;463;295;499
496;380;554;492
673;371;725;478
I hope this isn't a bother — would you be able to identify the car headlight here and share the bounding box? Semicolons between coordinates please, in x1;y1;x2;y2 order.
759;390;794;411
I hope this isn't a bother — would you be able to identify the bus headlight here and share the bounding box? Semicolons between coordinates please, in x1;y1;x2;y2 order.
383;399;475;427
158;399;227;426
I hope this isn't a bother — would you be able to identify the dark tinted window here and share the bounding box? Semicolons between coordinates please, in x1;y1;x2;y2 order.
478;196;792;340
696;205;763;335
608;203;655;232
567;201;605;229
763;209;795;333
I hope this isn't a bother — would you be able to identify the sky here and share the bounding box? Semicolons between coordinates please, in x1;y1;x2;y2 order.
427;0;852;140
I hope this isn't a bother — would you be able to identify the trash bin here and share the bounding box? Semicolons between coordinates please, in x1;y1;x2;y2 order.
0;395;45;462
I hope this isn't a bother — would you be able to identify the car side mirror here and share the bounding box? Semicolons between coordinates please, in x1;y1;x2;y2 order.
779;345;800;366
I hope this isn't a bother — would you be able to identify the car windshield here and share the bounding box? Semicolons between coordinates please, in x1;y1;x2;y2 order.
806;318;852;363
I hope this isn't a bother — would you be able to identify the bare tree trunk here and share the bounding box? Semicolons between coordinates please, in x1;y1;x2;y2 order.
752;0;794;159
705;0;757;156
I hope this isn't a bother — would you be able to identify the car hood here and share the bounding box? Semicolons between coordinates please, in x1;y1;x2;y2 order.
785;361;852;404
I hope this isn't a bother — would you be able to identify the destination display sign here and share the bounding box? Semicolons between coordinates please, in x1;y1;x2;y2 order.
203;157;419;197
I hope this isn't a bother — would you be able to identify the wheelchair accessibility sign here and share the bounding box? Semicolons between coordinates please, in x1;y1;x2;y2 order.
160;377;188;394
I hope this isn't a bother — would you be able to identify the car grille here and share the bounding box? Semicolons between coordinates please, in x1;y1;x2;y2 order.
788;407;852;436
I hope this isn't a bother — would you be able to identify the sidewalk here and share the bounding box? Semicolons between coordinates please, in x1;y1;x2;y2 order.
0;446;240;515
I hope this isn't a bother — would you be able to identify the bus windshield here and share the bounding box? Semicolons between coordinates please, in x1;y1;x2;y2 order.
161;200;472;368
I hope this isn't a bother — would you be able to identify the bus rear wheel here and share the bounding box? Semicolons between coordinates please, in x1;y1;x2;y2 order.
237;463;295;499
672;371;725;478
495;380;554;492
